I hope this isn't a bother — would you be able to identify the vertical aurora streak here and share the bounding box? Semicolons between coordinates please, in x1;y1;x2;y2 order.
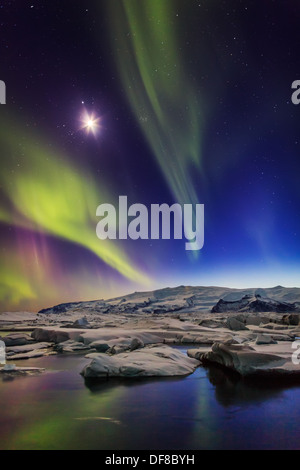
108;0;203;207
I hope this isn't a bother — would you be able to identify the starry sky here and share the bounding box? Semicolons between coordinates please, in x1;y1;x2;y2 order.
0;0;300;311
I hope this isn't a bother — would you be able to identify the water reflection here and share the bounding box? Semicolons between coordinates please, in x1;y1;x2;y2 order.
206;364;300;407
84;375;188;394
0;355;300;449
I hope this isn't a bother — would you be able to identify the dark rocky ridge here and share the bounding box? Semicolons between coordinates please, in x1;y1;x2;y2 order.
211;294;299;314
38;285;300;316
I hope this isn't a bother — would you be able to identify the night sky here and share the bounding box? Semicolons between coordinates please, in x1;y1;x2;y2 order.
0;0;300;311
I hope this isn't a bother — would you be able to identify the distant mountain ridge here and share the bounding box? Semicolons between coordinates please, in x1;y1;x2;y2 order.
38;285;300;315
211;294;299;313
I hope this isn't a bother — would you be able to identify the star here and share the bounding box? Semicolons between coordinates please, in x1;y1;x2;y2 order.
80;110;101;135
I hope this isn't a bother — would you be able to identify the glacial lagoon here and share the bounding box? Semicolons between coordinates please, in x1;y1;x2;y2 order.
0;348;299;450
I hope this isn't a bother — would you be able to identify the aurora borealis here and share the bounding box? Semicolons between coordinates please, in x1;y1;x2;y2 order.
107;0;203;207
1;1;300;311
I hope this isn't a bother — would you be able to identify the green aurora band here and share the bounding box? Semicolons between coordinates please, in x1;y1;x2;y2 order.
108;0;203;207
0;117;150;307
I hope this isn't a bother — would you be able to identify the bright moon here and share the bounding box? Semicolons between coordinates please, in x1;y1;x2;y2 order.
81;111;100;135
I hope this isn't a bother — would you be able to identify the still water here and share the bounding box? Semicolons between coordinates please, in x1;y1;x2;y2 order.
0;349;300;450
